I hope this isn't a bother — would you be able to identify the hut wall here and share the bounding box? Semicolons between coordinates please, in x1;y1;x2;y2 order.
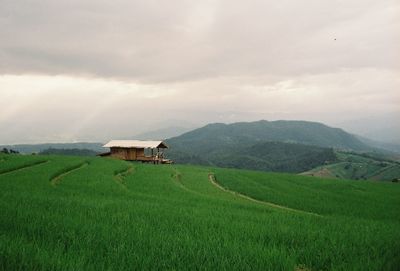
110;147;126;160
136;148;145;158
126;148;137;160
109;147;150;161
110;147;142;160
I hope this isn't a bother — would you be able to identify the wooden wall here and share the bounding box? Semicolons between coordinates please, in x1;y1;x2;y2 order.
136;148;145;159
110;147;146;161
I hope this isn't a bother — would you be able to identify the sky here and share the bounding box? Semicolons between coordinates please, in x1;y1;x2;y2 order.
0;0;399;144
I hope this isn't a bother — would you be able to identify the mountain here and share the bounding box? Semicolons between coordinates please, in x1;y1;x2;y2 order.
166;120;370;152
0;142;104;154
165;120;370;172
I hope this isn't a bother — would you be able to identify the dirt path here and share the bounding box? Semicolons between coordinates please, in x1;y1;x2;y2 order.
208;173;321;217
0;160;49;176
51;162;88;187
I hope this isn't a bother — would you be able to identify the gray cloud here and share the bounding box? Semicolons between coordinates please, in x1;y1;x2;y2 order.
0;0;399;144
1;0;399;82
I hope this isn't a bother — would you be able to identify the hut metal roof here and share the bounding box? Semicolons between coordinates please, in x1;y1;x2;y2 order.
103;140;168;149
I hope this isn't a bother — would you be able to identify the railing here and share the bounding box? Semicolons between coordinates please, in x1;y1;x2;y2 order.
136;155;172;164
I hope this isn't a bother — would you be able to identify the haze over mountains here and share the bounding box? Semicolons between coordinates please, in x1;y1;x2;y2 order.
2;120;397;154
335;113;400;145
132;126;193;141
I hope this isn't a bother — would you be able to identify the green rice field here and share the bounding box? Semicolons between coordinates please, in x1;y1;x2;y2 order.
1;153;399;270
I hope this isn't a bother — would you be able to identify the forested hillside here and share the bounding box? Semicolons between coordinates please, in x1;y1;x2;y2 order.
165;120;368;172
168;141;337;173
167;120;370;151
302;151;400;181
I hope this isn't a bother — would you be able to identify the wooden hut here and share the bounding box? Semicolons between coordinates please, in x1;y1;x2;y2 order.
101;140;171;164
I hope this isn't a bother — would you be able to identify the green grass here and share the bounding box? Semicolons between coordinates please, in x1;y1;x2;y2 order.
213;167;399;219
1;154;399;270
0;154;48;174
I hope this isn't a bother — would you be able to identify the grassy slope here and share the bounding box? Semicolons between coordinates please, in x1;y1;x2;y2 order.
0;154;399;270
303;152;400;181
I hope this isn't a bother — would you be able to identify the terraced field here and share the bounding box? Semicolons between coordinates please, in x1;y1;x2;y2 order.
1;153;399;270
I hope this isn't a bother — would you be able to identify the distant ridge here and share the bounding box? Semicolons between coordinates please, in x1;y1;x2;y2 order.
165;120;372;172
167;120;370;151
0;142;104;154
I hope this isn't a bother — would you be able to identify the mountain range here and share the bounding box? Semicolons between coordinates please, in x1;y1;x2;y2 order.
2;120;399;179
164;120;378;172
166;120;371;151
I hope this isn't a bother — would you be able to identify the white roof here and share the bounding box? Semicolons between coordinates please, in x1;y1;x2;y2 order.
103;140;168;149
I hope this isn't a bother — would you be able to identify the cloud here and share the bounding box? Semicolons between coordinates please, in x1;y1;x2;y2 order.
1;0;399;82
0;0;399;143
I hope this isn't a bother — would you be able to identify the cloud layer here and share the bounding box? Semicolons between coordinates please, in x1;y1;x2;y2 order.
2;0;399;81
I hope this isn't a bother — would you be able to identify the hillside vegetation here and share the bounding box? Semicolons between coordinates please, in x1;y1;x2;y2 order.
166;120;370;152
0;153;399;270
165;120;400;180
302;151;400;181
169;141;337;173
165;120;369;173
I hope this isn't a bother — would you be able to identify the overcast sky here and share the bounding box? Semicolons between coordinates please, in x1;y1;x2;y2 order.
0;0;399;144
